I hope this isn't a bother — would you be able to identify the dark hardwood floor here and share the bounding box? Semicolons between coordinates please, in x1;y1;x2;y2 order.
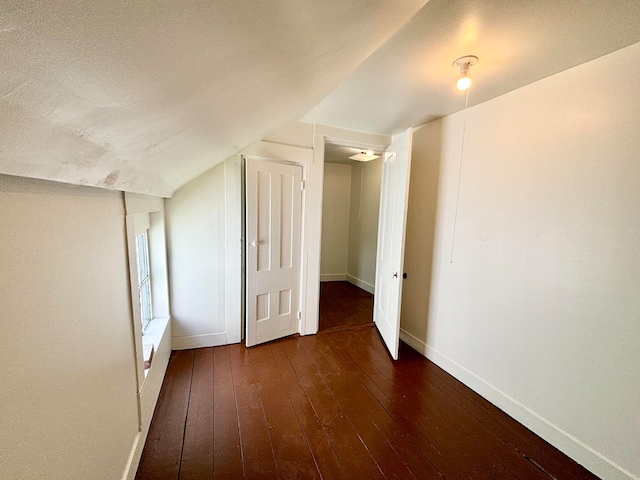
136;322;599;479
319;281;373;331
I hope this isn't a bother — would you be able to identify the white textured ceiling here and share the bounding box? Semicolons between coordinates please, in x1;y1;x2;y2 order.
0;0;427;197
1;1;639;197
304;0;640;135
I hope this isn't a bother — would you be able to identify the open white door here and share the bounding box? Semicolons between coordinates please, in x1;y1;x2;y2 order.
246;158;302;347
373;128;413;360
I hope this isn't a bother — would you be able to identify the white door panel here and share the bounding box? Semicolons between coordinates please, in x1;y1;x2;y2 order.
246;159;302;347
373;128;413;360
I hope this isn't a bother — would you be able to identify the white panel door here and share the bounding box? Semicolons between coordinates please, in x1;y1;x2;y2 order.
246;159;302;347
373;128;413;360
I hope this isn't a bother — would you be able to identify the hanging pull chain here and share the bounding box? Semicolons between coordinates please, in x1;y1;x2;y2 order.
450;87;470;263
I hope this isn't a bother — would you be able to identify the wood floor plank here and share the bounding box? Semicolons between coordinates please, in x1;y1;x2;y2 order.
136;350;194;480
322;331;449;476
296;335;415;480
270;342;349;480
326;329;472;480
338;328;522;480
212;346;243;479
280;337;386;480
363;328;599;479
248;344;321;479
299;333;444;480
397;343;600;480
326;335;452;479
180;348;213;479
318;297;345;330
353;328;549;479
319;281;372;331
228;343;279;479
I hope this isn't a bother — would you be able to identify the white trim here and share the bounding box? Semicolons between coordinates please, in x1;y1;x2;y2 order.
122;316;171;480
125;214;146;393
133;213;150;235
398;328;427;355
140;317;171;415
399;329;639;480
346;274;375;294
140;317;170;360
302;129;393;337
315;125;391;148
242;140;314;164
320;274;347;282
324;138;387;152
224;156;242;344
148;210;170;319
299;135;325;336
171;332;229;350
122;432;143;480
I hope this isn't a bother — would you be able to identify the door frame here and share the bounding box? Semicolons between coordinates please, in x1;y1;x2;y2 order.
309;129;390;335
240;128;392;339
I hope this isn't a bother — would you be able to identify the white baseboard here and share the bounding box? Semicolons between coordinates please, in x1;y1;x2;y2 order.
399;329;638;480
320;273;347;282
346;275;375;294
122;432;143;480
171;332;229;350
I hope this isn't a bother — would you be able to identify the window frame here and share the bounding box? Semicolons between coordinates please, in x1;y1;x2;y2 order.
136;230;153;333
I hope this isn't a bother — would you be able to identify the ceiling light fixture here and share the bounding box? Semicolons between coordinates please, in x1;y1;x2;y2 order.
348;150;380;162
453;55;478;91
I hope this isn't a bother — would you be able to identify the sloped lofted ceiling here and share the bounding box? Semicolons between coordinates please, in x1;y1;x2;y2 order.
1;1;639;197
304;0;640;134
0;0;428;197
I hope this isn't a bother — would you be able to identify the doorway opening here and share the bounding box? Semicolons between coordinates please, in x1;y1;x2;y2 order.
319;142;383;332
242;128;412;358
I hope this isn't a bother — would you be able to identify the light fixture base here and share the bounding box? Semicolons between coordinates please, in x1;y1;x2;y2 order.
348;151;380;162
452;55;478;69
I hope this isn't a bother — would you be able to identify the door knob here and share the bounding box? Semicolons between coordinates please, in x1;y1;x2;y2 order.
251;240;258;247
392;272;398;278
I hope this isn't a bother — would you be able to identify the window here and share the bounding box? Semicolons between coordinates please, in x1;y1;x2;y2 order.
136;230;152;332
125;201;170;390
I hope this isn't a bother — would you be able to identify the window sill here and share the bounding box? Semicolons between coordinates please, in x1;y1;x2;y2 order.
138;314;172;432
142;316;170;378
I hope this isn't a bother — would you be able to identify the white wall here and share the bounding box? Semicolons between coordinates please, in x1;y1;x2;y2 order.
0;175;140;480
347;157;381;292
165;156;242;349
320;163;352;280
401;42;640;480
